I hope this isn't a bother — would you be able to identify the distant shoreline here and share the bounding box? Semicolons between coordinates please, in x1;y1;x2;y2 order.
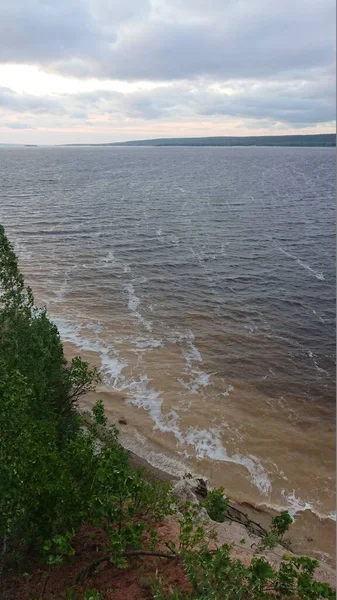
62;133;335;148
1;133;335;148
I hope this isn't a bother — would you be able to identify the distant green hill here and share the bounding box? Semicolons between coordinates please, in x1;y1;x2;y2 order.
66;133;335;147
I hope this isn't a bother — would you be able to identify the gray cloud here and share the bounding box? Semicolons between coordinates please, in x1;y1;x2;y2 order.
0;87;67;115
0;0;334;82
0;69;334;128
0;120;33;129
0;0;335;134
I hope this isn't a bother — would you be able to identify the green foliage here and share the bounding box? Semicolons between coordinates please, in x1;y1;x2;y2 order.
154;509;334;599
177;502;206;553
0;224;100;440
92;399;108;427
83;590;104;600
271;510;293;537
43;531;75;565
258;510;293;551
203;487;229;523
155;545;335;599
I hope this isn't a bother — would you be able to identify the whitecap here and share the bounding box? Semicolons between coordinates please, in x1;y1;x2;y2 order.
100;250;116;266
307;349;330;375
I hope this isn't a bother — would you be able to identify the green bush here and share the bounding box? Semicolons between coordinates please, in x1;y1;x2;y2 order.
155;545;335;599
203;487;229;522
258;510;293;551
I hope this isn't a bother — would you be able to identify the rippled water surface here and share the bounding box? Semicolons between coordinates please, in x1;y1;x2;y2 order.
0;146;335;559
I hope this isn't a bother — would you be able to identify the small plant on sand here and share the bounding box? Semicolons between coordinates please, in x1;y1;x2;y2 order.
92;399;108;427
258;510;293;551
272;510;293;538
203;487;229;523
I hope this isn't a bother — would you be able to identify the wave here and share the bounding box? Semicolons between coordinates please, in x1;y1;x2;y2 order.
124;282;152;331
54;316;271;498
53;317;126;386
184;427;272;495
277;490;336;523
277;246;325;281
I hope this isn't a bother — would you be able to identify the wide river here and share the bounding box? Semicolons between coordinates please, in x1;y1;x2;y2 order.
0;146;335;562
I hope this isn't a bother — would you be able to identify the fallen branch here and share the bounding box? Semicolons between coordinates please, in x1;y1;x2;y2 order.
226;505;268;535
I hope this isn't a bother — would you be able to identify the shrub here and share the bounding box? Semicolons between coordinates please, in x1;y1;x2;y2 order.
203;487;229;522
258;510;293;551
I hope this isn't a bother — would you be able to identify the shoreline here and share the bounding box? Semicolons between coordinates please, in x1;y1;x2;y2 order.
79;392;336;570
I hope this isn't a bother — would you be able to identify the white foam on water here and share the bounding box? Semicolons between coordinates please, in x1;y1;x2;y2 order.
51;319;300;504
280;489;336;522
124;282;152;331
124;374;271;495
222;384;235;397
178;370;211;394
277;246;325;281
184;341;203;367
280;490;318;518
124;375;183;441
307;349;330;375
134;337;164;350
183;427;271;495
168;329;202;366
54;264;77;302
57;315;272;499
101;250;116;266
132;275;147;285
312;309;326;324
156;228;163;236
125;283;140;311
169;328;212;394
53;317;126;386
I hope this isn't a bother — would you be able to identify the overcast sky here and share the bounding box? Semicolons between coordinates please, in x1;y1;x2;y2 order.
0;0;335;144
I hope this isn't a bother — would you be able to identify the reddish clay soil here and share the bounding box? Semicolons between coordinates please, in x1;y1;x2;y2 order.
0;522;190;600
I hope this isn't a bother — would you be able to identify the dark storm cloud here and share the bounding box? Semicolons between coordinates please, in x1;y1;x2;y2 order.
0;0;334;81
